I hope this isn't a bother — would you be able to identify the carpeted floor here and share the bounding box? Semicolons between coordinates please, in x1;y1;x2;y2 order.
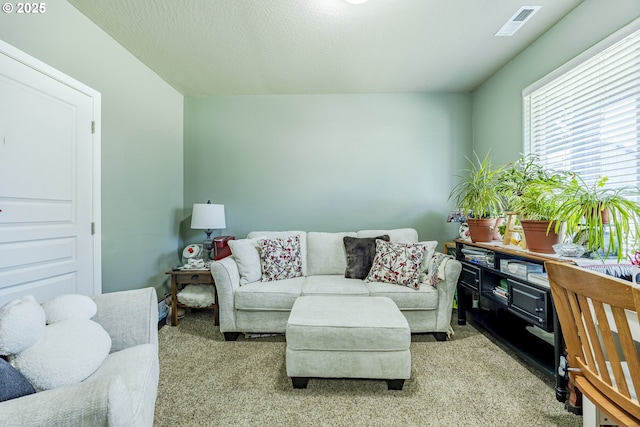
154;310;582;427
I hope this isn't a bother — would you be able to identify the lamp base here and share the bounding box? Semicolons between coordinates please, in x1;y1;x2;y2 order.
203;230;214;260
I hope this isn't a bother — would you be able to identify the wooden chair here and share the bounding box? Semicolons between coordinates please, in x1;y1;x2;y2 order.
546;261;640;426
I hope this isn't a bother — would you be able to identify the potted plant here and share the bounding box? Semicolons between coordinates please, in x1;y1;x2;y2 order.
497;155;572;253
515;179;567;253
448;152;504;243
551;175;640;261
496;154;567;211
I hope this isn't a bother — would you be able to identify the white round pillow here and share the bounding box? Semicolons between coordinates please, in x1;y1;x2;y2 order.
0;295;46;356
42;294;97;324
10;319;112;391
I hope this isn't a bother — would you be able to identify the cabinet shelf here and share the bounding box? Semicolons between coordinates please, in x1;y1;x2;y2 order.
454;239;572;403
483;291;508;306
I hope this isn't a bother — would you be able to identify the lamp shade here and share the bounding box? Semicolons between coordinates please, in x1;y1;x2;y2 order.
191;203;226;230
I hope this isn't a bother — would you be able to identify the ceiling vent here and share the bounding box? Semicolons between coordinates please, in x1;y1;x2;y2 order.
495;6;541;37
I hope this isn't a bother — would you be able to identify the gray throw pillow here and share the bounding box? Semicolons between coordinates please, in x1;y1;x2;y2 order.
0;357;35;402
344;235;390;279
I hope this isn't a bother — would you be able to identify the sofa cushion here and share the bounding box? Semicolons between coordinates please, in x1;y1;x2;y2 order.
259;235;303;281
343;235;390;279
228;238;263;285
0;357;35;402
365;281;439;310
248;231;307;276
307;232;356;276
235;277;304;311
366;240;427;290
357;228;418;244
302;275;370;296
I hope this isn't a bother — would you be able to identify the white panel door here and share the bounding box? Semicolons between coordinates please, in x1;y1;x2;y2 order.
0;41;100;306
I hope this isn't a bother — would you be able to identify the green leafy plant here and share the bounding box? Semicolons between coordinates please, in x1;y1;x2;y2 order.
448;152;504;219
496;154;572;216
516;181;564;221
498;223;507;237
551;175;640;261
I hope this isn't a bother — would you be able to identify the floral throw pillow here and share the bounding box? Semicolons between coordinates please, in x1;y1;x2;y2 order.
259;235;303;282
366;240;427;290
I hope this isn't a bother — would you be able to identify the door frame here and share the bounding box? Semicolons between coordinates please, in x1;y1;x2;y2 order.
0;39;102;295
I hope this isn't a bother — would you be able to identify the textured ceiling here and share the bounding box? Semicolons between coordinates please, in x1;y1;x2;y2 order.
68;0;583;96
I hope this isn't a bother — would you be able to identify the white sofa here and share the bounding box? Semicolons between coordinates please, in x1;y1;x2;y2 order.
0;288;159;427
211;228;462;341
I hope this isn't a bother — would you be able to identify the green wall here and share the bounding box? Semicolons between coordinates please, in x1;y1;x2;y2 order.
0;0;184;297
183;94;471;246
4;0;631;298
473;0;640;166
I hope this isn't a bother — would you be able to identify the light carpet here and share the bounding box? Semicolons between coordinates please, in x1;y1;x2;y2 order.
154;310;582;427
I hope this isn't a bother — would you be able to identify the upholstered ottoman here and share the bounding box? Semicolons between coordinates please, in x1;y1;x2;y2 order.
285;295;411;390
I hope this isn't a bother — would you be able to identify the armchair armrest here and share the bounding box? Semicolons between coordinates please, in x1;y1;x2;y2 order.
0;376;133;427
91;287;158;353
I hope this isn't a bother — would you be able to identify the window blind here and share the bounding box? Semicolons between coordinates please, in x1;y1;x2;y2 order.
524;21;640;195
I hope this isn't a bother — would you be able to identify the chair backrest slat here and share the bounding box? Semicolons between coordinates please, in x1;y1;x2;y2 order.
583;297;613;385
546;261;640;422
605;304;631;397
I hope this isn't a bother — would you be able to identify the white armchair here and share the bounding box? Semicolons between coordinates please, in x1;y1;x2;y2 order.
0;287;159;427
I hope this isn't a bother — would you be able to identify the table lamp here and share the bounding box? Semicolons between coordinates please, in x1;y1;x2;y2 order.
190;200;226;259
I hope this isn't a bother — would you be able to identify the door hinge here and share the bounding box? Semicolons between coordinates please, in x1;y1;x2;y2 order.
91;222;95;235
91;121;95;134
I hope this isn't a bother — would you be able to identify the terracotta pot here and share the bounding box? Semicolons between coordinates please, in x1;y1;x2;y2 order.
520;220;564;254
466;218;497;243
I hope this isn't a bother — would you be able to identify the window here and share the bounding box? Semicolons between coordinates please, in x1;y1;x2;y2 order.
524;20;640;194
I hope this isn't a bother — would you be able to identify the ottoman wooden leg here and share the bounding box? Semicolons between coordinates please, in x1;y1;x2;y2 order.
291;377;309;389
387;379;405;390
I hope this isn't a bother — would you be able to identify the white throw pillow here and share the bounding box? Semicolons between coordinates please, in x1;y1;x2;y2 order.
10;319;112;391
0;296;45;356
42;294;97;324
228;238;263;285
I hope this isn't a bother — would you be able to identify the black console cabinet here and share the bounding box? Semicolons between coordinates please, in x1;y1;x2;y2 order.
454;239;571;403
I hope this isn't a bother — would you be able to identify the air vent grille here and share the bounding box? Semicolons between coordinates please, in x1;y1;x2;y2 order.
513;9;535;22
496;6;541;37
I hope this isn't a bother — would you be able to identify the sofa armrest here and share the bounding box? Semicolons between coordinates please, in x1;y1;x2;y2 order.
0;376;134;427
91;287;158;353
433;252;462;331
210;257;241;333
